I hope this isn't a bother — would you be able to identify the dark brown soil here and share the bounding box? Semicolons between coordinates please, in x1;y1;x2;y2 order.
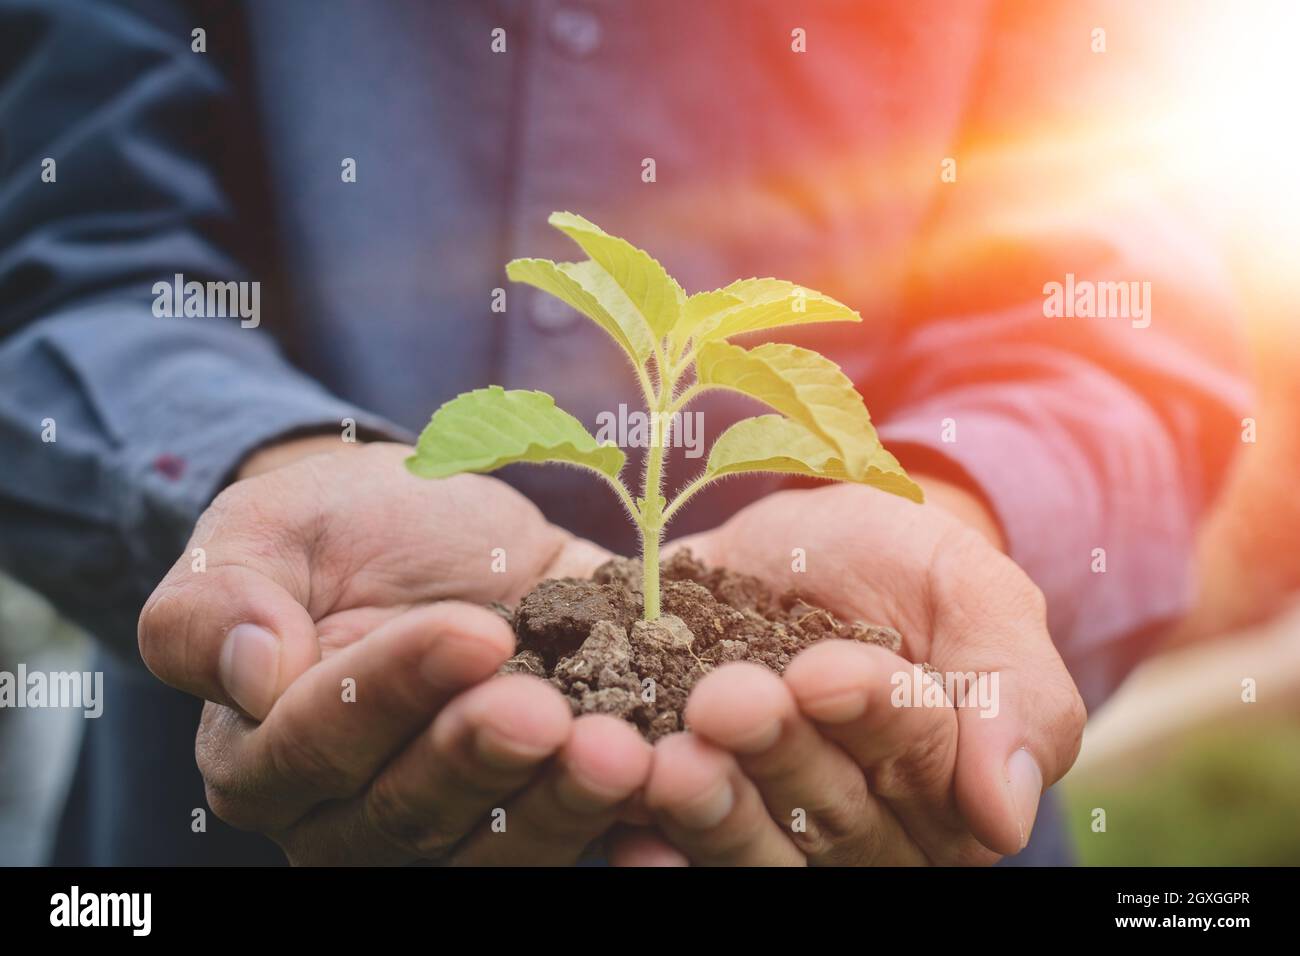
496;550;904;741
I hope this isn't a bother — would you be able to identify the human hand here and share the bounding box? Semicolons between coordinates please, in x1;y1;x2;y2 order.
610;479;1086;866
139;439;650;864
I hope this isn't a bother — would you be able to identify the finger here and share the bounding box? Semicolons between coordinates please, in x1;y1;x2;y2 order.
202;602;514;831
784;641;995;865
926;560;1087;856
539;537;617;582
139;486;323;717
451;714;653;866
140;560;320;719
644;733;805;866
607;827;691;867
616;790;654;826
686;661;924;865
287;673;573;864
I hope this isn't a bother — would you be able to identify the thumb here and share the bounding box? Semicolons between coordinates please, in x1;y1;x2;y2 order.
932;551;1087;856
139;524;320;722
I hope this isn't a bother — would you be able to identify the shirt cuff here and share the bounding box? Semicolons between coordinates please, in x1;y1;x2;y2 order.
122;373;411;598
877;401;1194;710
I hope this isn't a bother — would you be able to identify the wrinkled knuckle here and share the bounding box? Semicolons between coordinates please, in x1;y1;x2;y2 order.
194;732;223;784
1059;685;1089;768
269;719;357;800
908;722;956;787
135;609;162;670
1019;578;1049;623
206;480;249;516
201;779;258;831
363;777;458;860
1031;674;1087;780
1066;683;1088;732
516;798;596;847
806;776;872;847
942;836;1001;867
785;816;837;858
871;725;952;801
136;580;184;670
1048;671;1086;728
789;823;835;860
823;811;887;865
196;736;261;830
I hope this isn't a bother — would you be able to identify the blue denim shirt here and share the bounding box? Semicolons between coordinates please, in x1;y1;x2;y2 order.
1;0;1248;864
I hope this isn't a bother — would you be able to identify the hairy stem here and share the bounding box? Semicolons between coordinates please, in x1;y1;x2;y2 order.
635;363;657;412
662;471;715;523
640;415;668;620
667;382;705;416
640;517;661;619
640;345;678;621
594;470;640;524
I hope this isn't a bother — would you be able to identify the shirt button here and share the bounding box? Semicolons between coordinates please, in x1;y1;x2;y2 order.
549;8;602;57
530;289;580;332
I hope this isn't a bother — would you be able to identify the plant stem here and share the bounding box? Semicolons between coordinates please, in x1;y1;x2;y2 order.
662;471;713;523
594;471;639;524
667;383;704;416
640;345;677;621
641;413;669;620
640;517;661;619
634;363;657;412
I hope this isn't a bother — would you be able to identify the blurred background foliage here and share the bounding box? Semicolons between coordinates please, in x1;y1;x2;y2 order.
1064;715;1300;866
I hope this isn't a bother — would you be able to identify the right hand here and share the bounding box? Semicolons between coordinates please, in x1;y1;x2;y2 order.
139;440;651;865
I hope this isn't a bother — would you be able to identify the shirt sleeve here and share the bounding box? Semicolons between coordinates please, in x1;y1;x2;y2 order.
0;0;405;657
865;0;1251;709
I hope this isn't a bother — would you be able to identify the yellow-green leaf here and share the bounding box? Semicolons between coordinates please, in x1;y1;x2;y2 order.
705;415;923;503
694;340;877;479
548;211;684;340
671;289;744;353
689;278;861;346
505;257;655;364
406;386;626;480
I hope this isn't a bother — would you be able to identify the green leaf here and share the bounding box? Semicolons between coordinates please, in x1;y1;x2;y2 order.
406;386;626;480
683;278;861;348
671;289;744;353
694;340;878;479
705;415;923;503
505;257;655;365
548;211;684;340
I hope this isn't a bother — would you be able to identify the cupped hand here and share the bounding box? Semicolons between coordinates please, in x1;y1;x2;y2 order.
610;479;1087;866
139;440;650;865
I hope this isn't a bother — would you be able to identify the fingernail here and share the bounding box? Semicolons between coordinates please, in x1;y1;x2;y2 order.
219;624;280;718
800;688;866;723
474;724;555;770
669;780;734;829
554;768;627;814
730;715;783;753
420;632;497;690
1005;748;1043;850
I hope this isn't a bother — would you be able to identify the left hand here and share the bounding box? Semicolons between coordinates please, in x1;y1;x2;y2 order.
609;479;1087;866
141;440;645;866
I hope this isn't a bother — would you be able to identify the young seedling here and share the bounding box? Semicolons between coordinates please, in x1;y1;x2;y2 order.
406;212;922;621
